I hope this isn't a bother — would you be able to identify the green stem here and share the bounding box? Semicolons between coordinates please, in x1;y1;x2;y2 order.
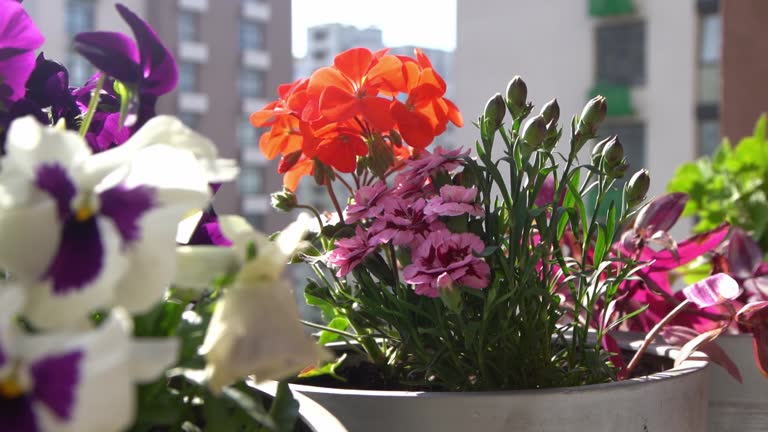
325;178;345;224
79;74;105;136
299;320;359;339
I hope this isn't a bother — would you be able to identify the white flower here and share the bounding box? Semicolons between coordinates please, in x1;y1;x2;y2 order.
0;116;228;328
175;213;329;392
0;285;178;432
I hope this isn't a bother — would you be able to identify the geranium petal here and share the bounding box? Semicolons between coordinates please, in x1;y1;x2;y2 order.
393;102;434;149
318;85;358;121
307;66;352;99
332;47;372;85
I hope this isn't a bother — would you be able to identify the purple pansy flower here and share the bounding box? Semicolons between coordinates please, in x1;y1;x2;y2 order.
0;0;44;103
74;3;177;129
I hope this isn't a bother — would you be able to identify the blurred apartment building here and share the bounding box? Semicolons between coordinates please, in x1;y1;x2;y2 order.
21;0;292;233
455;0;727;198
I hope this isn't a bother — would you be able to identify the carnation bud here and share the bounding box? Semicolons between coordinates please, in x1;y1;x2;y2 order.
271;189;298;212
540;98;560;124
578;96;607;136
625;169;650;206
505;76;528;117
521;114;548;154
591;136;612;166
438;280;463;313
542;120;560;152
483;93;506;131
601;136;624;166
605;160;629;179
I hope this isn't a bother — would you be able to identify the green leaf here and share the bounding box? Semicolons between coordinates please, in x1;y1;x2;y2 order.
113;79;135;130
318;317;350;345
298;354;347;380
269;381;300;432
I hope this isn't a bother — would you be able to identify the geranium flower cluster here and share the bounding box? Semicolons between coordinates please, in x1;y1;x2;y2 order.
325;147;489;298
251;47;463;191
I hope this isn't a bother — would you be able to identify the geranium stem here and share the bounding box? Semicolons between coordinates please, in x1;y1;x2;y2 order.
326;179;345;223
79;74;105;137
625;299;691;377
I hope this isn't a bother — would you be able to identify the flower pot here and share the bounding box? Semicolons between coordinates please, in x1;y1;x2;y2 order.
254;381;349;432
289;342;709;432
708;334;768;432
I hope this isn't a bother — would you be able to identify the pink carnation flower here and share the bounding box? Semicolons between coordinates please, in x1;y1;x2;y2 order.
403;230;491;298
327;226;380;277
424;185;483;217
345;181;390;223
370;197;446;247
393;146;469;196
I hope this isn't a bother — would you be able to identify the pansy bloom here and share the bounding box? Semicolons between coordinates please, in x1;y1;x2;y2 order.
0;116;220;328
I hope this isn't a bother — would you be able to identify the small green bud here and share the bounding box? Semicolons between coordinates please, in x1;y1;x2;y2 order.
521;114;548;154
540;98;560;124
271;189;298;212
505;76;528;117
578;96;607;136
606;160;630;179
369;134;395;178
601;135;624;167
591;136;612;165
483;93;506;131
439;283;463;314
625;169;651;206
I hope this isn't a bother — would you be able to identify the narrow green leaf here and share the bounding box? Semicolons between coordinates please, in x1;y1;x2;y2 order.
268;381;300;432
318;317;350;344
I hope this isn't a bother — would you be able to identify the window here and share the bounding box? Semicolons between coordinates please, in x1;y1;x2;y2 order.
178;11;199;42
179;112;201;130
240;21;265;50
240;168;264;194
239;118;260;147
245;213;264;230
68;54;93;87
240;69;265;98
597;123;646;172
178;62;199;92
66;0;95;35
311;50;328;61
698;119;721;156
312;29;328;42
697;13;721;105
596;21;646;86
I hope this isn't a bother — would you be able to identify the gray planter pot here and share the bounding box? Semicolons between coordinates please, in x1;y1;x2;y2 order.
254;381;348;432
289;343;709;432
708;334;768;432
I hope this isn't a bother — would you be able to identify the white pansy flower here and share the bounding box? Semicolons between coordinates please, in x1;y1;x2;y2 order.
0;285;177;432
0;116;228;328
176;213;329;392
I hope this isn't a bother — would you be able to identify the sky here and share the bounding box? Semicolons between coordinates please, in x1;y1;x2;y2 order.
291;0;457;58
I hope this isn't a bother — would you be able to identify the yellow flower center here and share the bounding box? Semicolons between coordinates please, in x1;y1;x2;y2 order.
0;377;24;399
75;204;95;221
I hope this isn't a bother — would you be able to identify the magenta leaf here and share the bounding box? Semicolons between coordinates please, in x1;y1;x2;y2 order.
651;223;729;271
682;273;741;309
602;333;628;380
674;324;728;368
662;325;742;382
737;302;768;378
727;228;763;279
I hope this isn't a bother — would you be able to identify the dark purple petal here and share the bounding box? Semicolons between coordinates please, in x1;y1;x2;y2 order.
635;192;688;233
727;228;764;279
93;113;131;152
0;0;44;100
116;4;177;96
99;184;155;245
0;395;38;432
187;208;233;246
44;218;103;294
30;350;82;420
35;164;76;220
24;54;80;125
73;31;141;86
0;337;5;368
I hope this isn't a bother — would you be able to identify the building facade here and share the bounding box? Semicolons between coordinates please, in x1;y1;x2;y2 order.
22;0;292;232
455;0;721;199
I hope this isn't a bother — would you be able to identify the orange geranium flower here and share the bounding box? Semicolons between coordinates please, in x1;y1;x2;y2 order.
392;49;463;149
302;121;368;173
307;48;405;132
257;115;304;160
278;151;314;192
